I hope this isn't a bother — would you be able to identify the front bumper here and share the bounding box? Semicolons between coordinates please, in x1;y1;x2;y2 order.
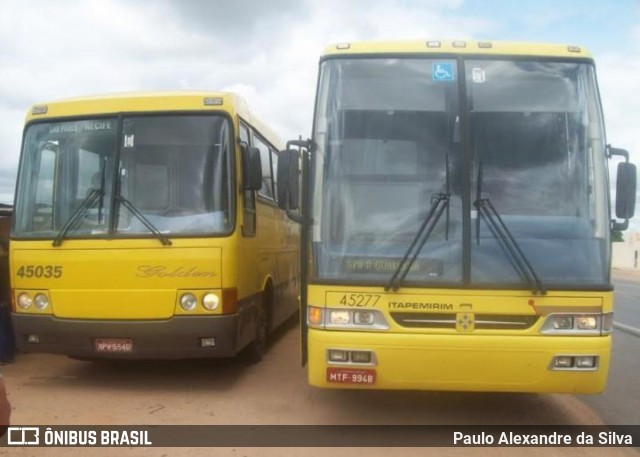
12;313;241;359
308;329;610;393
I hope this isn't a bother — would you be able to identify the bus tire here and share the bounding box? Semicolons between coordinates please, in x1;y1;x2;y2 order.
242;299;268;364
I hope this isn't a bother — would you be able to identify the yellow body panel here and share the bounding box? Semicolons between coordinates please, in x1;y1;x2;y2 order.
12;91;300;359
323;40;591;58
305;40;608;393
307;284;612;392
12;239;225;319
25;91;281;149
28;91;239;121
309;329;609;393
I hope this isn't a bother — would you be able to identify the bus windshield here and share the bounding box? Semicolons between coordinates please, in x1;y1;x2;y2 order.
311;57;610;289
14;115;233;239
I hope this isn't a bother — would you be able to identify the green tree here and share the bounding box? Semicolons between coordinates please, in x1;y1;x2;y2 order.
612;230;624;242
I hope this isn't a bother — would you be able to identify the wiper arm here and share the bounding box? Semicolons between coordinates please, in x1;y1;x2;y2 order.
473;162;546;295
385;192;450;292
52;189;103;247
97;157;107;224
117;196;172;246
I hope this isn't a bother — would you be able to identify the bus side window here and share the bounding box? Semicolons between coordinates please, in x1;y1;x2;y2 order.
270;148;278;203
239;122;256;237
253;133;275;201
32;145;57;231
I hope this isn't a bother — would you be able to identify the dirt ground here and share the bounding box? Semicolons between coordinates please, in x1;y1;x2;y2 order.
1;313;638;456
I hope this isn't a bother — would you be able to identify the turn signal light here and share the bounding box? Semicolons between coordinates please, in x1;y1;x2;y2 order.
222;288;238;314
308;306;323;326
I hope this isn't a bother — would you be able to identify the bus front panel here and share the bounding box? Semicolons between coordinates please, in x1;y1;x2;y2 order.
306;285;612;393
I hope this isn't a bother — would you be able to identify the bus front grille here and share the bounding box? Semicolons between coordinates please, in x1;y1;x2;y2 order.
390;312;539;330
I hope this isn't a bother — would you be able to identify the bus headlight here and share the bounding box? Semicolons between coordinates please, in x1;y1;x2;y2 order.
328;310;350;325
180;293;198;311
202;293;220;311
552;316;573;330
17;293;32;310
354;310;375;325
34;293;50;310
576;316;597;330
541;313;609;335
307;307;389;330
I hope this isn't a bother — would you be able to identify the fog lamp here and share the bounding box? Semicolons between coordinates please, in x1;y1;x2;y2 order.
328;350;349;362
350;351;372;364
575;356;596;369
554;356;574;368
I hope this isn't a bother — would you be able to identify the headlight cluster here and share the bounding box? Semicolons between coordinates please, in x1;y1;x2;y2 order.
307;306;389;330
541;313;612;335
17;292;50;311
179;292;220;312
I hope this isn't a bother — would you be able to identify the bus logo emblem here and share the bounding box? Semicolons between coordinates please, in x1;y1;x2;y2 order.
8;427;40;445
456;312;475;332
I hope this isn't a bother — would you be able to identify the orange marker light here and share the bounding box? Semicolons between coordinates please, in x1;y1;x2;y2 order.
308;307;323;325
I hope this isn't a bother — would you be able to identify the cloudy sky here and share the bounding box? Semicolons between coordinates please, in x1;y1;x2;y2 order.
1;0;639;227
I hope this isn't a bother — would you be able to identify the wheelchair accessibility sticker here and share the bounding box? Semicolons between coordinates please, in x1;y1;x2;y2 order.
432;62;455;81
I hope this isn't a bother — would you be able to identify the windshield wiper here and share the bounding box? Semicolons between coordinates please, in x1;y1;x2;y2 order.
97;156;107;224
473;162;546;295
385;192;450;292
385;151;453;292
52;189;103;247
116;196;172;246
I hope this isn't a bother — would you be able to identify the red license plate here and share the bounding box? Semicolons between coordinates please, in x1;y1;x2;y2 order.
94;338;133;353
326;367;376;385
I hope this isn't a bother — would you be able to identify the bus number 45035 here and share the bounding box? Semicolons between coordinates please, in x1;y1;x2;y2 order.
16;265;63;279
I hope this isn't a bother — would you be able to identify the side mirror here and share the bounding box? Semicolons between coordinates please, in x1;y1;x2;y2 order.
242;145;262;191
277;149;300;212
615;161;636;219
609;146;636;231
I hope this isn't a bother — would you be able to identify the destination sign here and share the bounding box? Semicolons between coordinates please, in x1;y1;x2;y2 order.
342;257;443;276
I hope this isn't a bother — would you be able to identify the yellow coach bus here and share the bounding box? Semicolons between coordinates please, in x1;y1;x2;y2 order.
11;91;299;361
277;40;636;392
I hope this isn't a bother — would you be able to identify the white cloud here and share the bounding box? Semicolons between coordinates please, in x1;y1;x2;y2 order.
1;0;637;240
0;0;489;156
225;0;493;140
596;52;640;230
